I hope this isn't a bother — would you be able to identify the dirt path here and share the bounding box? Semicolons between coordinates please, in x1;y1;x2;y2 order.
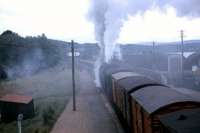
50;70;123;133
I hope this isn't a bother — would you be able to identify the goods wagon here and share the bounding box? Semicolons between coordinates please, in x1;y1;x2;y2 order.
130;86;200;133
111;72;136;104
114;75;164;130
100;63;133;102
100;63;200;133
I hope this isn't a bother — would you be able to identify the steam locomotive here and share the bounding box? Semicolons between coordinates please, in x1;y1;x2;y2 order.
100;62;200;133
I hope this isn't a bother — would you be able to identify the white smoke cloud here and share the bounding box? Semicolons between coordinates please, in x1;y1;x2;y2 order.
156;0;200;17
88;0;154;86
88;0;200;86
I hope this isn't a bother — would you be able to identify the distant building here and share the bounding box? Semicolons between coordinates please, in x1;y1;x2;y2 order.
168;54;182;74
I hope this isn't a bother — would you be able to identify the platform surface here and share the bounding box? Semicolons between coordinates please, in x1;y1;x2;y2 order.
51;70;123;133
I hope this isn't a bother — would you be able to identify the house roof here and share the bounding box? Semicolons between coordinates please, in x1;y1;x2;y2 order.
0;94;33;104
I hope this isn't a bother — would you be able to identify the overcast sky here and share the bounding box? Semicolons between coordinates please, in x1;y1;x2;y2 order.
0;0;200;43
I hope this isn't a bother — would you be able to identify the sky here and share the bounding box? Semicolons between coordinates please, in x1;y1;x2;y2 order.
0;0;200;44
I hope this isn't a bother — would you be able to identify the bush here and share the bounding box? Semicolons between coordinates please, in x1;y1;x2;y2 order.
42;106;55;126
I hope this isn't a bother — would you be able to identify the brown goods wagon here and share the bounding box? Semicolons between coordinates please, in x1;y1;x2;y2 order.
101;65;133;102
0;94;35;122
130;86;200;133
115;75;163;129
111;72;137;106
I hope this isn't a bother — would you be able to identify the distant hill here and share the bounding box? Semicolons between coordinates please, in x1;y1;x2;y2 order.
121;40;200;54
0;30;199;79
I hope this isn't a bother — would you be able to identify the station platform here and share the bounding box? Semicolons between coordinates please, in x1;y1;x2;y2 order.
51;70;124;133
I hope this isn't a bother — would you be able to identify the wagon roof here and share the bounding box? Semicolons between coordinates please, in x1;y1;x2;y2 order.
0;94;33;104
171;87;200;101
159;108;200;133
131;86;200;114
185;52;200;65
105;67;133;76
112;72;141;81
118;76;159;93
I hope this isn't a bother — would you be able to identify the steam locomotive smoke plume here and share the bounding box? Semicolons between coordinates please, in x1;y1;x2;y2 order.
88;0;128;87
88;0;200;87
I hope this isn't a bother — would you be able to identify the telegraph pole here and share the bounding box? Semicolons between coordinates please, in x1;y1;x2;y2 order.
180;30;184;81
71;40;76;111
152;41;156;69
